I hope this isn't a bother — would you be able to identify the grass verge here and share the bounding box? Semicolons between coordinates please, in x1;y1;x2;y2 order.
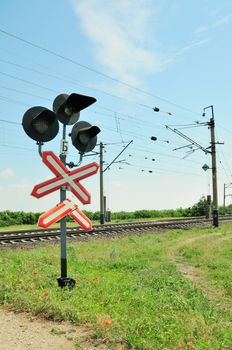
0;224;231;349
177;224;232;298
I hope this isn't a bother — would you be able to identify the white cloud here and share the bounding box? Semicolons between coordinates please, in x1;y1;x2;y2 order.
72;0;164;85
215;13;232;27
71;0;210;89
0;168;14;179
168;39;208;61
195;26;209;34
195;13;232;33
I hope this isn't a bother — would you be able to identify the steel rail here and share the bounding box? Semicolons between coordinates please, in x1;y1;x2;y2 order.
1;216;232;246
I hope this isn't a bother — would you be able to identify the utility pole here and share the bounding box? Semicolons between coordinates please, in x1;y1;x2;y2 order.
99;140;133;224
204;105;218;227
166;105;220;227
223;183;226;212
104;195;107;217
206;195;211;219
99;142;104;224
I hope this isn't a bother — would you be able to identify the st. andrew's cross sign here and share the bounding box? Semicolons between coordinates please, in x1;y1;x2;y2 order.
33;151;99;231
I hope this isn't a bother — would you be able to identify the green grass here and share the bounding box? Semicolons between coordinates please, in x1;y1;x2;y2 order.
178;225;232;298
0;224;231;349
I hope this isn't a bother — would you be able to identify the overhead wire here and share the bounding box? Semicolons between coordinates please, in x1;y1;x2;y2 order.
0;117;207;174
0;51;203;126
0;115;207;170
0;119;20;125
94;105;165;129
0;59;195;131
0;29;230;189
0;28;201;116
0;49;206;132
0;59;121;98
215;129;232;180
0;84;52;102
0;71;58;93
0;95;30;107
0;63;194;132
0;98;216;172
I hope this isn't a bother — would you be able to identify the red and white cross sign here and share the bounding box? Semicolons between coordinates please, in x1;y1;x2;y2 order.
38;199;92;231
31;151;99;205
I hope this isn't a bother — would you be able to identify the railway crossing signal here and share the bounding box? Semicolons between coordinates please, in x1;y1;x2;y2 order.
38;199;92;231
22;106;59;142
71;121;100;154
53;93;96;125
22;92;100;154
31;151;99;204
22;91;101;289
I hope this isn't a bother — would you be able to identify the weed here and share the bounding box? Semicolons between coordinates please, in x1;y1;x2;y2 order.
0;224;231;349
50;327;66;335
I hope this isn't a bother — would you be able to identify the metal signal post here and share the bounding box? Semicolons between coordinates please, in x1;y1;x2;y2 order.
99;142;104;224
58;124;74;287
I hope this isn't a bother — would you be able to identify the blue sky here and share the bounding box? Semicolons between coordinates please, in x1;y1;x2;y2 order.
0;0;232;213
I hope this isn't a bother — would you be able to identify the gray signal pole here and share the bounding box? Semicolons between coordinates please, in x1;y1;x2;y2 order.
99;142;104;224
59;124;68;282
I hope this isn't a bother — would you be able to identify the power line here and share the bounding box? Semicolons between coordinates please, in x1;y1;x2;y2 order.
87;107;164;131
0;119;20;125
0;112;221;173
0;84;51;101
111;162;206;178
0;57;119;99
217;123;232;135
0;69;183;132
0;28;201;116
0;71;58;93
95;105;163;128
0;143;35;152
217;145;232;180
0;60;196;130
0;95;30;107
0;49;205;128
0;51;204;125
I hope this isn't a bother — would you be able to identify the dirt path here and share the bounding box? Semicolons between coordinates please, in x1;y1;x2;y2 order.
169;231;232;310
0;306;109;350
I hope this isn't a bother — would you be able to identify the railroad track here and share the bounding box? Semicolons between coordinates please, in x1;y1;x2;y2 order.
1;216;232;246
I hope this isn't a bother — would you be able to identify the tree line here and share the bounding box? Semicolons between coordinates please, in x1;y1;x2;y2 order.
0;196;231;227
